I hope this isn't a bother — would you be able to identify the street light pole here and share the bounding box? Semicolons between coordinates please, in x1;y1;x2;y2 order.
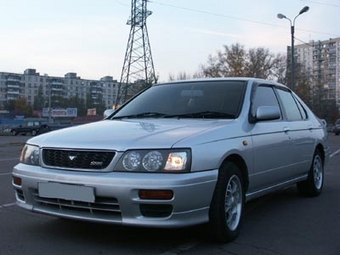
277;6;309;91
48;82;52;123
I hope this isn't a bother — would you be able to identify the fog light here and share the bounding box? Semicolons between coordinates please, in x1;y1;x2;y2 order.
13;176;22;186
139;190;173;200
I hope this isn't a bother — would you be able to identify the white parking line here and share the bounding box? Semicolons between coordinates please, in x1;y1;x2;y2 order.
330;149;340;158
0;172;12;176
0;202;16;209
0;158;19;162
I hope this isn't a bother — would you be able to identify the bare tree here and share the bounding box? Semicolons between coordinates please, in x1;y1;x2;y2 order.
201;43;246;77
200;43;284;81
245;47;274;78
270;53;287;84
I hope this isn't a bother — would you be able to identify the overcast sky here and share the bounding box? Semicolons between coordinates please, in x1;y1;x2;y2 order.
0;0;339;82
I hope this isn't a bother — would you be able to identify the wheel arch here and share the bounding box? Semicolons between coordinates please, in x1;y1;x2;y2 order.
315;143;325;165
220;154;249;192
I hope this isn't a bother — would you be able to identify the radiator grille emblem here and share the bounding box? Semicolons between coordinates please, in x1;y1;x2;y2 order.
68;155;77;161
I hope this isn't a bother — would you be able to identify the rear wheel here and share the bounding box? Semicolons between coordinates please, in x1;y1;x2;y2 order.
31;129;37;136
209;161;244;243
297;150;323;197
11;130;17;136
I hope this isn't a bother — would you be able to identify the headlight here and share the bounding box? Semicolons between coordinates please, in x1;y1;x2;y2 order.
118;149;191;173
20;144;40;166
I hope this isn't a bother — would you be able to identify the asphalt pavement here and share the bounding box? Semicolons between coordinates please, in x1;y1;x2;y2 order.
0;135;28;159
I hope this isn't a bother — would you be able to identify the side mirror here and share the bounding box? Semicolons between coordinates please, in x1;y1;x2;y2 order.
103;109;115;119
250;106;281;123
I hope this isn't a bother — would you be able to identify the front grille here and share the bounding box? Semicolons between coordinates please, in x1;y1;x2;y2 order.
42;149;115;170
32;189;122;222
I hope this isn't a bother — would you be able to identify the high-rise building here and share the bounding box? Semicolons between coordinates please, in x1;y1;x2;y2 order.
0;69;119;112
294;37;340;110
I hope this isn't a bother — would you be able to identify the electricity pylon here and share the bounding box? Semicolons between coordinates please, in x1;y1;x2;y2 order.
116;0;156;106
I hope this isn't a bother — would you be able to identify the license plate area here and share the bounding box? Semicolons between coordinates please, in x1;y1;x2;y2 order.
38;182;95;203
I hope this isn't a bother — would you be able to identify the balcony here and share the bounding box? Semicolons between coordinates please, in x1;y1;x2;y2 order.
7;84;20;89
6;75;21;82
7;90;20;94
51;87;64;92
7;95;20;100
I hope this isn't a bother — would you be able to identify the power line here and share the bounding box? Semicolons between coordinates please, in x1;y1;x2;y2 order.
150;0;339;38
295;37;315;47
302;0;339;7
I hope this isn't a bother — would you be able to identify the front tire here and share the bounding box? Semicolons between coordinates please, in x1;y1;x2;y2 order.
209;161;244;243
297;150;324;197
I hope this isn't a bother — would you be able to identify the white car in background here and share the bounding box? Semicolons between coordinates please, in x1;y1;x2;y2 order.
13;78;330;242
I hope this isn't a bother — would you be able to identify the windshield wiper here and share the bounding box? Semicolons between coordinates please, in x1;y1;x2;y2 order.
112;112;167;119
164;111;236;119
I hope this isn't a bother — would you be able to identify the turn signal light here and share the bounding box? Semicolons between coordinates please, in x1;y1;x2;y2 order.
13;176;22;186
139;190;173;200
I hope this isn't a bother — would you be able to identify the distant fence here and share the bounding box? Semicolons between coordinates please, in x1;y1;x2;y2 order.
0;118;24;131
0;116;102;132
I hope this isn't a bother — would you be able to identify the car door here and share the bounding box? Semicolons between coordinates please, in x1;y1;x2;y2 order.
23;121;33;133
248;84;293;193
275;88;315;176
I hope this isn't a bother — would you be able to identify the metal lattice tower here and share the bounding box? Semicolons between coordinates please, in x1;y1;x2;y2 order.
116;0;156;105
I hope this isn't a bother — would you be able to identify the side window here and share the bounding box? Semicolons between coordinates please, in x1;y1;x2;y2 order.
295;100;308;120
275;88;303;121
251;85;281;118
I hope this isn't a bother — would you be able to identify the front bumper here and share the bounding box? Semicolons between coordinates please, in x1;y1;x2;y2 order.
12;163;218;228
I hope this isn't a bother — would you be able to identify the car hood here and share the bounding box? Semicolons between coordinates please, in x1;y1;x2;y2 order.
27;119;235;151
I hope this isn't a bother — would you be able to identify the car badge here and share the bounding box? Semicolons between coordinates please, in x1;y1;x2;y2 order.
68;155;77;161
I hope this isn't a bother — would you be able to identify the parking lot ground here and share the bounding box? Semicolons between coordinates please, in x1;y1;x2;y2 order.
0;135;28;159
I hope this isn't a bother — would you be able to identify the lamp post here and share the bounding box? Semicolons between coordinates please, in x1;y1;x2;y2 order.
277;6;309;91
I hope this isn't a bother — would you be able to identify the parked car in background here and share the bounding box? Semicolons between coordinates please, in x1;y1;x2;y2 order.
9;120;48;136
333;119;340;135
12;78;330;243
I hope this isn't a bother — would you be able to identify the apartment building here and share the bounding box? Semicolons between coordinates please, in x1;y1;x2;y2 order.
0;69;119;111
294;37;340;109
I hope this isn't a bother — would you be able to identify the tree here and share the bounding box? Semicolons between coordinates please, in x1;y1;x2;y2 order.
168;72;192;81
245;47;275;78
294;62;312;105
33;85;46;111
270;53;287;84
200;43;285;80
201;43;246;77
4;97;32;117
3;100;15;112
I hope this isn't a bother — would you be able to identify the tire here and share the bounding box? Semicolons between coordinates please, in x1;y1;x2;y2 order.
297;150;324;197
11;130;17;136
209;161;244;243
31;129;37;136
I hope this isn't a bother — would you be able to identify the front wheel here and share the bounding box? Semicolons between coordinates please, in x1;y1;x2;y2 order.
31;129;37;136
297;150;324;197
209;161;244;243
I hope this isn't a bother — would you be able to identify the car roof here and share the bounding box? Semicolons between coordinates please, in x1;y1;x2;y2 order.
155;77;288;89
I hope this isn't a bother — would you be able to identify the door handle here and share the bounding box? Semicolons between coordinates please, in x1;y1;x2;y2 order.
283;127;290;132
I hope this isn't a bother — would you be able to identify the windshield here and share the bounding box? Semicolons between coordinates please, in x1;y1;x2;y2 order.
112;80;247;119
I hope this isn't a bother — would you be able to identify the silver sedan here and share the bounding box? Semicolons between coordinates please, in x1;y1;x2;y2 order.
12;78;330;243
